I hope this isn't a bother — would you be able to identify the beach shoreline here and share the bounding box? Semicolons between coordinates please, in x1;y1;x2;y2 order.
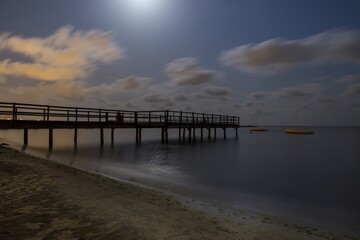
0;145;358;239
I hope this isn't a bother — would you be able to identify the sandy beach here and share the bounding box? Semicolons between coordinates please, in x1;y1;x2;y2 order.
0;145;358;240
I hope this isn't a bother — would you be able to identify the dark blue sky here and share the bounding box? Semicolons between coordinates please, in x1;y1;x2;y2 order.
1;0;360;125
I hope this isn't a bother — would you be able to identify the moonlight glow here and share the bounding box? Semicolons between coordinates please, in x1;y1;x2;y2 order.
129;0;161;12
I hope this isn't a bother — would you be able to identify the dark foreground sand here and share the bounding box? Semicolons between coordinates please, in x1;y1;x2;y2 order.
0;145;358;240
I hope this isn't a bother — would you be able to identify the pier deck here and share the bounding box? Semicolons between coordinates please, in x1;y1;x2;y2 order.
0;102;240;147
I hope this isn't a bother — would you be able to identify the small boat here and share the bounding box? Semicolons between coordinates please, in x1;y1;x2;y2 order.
284;129;314;134
250;127;268;132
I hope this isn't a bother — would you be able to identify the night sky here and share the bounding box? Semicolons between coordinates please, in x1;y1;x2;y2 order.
1;0;360;125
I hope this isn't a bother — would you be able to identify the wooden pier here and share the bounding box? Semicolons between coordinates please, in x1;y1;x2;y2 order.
0;102;240;148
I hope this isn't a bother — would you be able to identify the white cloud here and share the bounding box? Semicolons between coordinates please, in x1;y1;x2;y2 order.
165;57;220;85
220;29;360;74
0;25;124;81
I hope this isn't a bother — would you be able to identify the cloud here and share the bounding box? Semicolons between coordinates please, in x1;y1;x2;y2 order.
173;94;188;102
273;83;322;98
0;26;124;81
343;83;360;96
220;29;360;74
243;101;254;107
193;86;232;101
0;76;149;104
87;76;150;95
318;96;336;104
201;86;233;96
165;57;219;85
142;93;169;103
250;91;267;100
335;74;360;84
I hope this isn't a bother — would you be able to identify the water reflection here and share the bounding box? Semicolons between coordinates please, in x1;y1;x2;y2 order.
1;127;359;227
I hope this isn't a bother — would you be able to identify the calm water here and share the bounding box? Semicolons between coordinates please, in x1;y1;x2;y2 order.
1;126;359;228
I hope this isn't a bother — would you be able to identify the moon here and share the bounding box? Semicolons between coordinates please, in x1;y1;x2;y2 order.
131;0;159;9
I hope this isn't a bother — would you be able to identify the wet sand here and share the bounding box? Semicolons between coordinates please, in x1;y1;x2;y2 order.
0;145;357;239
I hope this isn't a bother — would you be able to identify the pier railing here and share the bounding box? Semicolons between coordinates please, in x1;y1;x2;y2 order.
0;102;239;127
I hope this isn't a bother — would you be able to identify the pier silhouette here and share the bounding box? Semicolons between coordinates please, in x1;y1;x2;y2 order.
0;102;240;148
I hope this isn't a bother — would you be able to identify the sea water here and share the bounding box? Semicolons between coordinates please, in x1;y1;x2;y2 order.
1;126;359;229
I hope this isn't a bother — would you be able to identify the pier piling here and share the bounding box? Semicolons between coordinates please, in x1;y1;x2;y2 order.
24;128;28;145
49;128;53;149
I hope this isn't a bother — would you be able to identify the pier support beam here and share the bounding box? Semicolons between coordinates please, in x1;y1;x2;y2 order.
200;128;203;142
235;128;238;139
161;128;164;143
188;128;192;143
49;128;53;149
182;128;186;143
214;128;217;140
192;128;196;142
223;128;227;140
100;128;104;146
74;128;78;144
24;128;28;145
178;128;181;142
139;128;142;143
161;128;168;144
111;128;114;145
136;128;142;144
208;128;211;141
165;128;168;144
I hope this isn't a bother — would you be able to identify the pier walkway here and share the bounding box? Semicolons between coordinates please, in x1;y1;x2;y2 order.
0;102;240;148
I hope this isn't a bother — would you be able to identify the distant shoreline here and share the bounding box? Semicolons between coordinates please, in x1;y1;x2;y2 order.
0;145;357;239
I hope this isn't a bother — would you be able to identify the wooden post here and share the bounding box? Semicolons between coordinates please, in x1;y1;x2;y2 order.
100;128;104;146
24;128;28;145
67;110;70;121
111;128;114;145
214;128;217;140
192;128;196;141
200;128;203;141
182;128;186;143
139;128;142;143
178;128;181;142
99;109;102;123
136;128;139;144
47;106;50;121
165;128;168;144
49;128;53;149
180;111;182;127
223;128;227;140
208;128;211;141
188;128;191;142
74;128;78;144
161;128;165;143
135;112;138;124
12;103;17;121
75;108;78;123
235;128;238;139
